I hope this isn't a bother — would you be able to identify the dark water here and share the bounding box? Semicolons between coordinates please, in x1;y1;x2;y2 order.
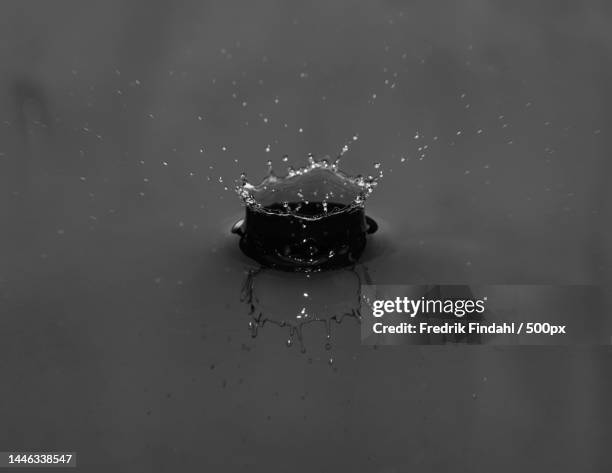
1;1;611;471
263;201;347;215
236;201;373;270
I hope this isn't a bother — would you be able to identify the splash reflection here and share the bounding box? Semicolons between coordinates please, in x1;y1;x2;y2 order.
241;265;371;355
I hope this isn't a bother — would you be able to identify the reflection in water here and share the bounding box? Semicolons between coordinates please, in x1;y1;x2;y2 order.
241;262;489;356
241;265;371;362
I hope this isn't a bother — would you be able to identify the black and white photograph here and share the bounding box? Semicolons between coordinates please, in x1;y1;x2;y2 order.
1;1;611;471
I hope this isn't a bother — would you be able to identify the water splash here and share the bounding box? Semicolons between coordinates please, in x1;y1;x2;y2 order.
236;154;382;221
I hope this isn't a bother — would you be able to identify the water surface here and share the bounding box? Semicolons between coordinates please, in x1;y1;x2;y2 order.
1;1;611;471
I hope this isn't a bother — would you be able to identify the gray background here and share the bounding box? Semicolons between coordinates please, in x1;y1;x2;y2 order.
1;1;611;471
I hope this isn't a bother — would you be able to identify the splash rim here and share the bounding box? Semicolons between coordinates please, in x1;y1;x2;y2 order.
235;155;381;221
